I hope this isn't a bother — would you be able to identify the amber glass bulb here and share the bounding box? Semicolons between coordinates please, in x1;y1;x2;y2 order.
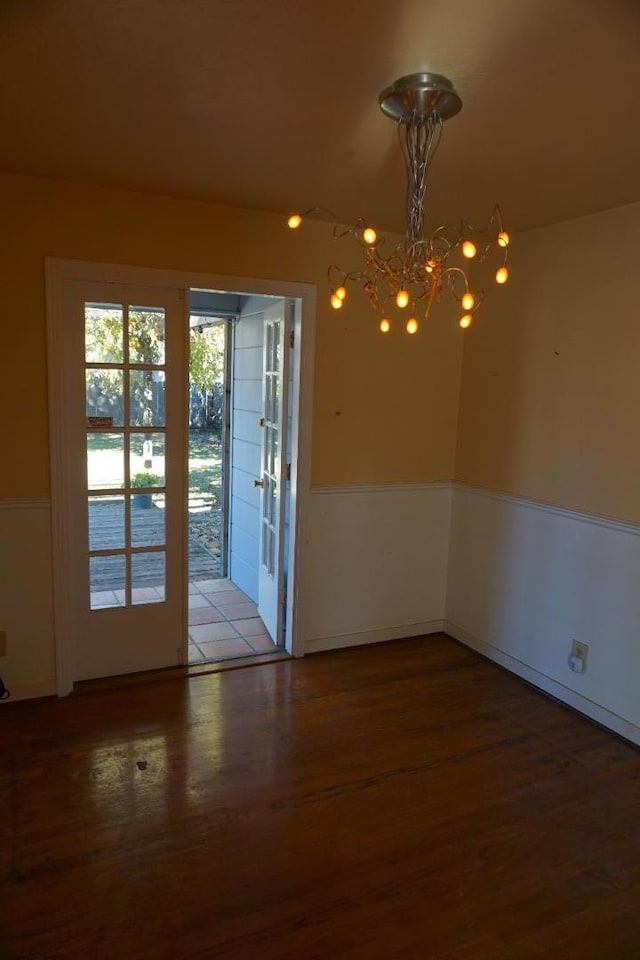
462;240;477;259
406;317;418;335
379;318;391;333
461;292;475;311
497;230;510;248
335;286;347;301
287;213;302;230
495;266;509;284
396;289;409;309
330;293;343;309
363;227;377;245
459;314;473;329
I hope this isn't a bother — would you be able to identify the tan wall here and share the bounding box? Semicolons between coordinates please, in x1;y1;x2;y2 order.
0;171;464;498
455;202;640;523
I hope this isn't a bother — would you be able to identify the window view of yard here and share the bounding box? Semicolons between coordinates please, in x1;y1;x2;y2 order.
86;307;226;591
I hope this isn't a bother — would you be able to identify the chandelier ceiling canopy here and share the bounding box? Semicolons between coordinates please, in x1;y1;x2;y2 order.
287;72;510;335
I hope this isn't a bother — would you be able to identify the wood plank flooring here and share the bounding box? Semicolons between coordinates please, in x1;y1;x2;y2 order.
88;500;218;589
1;635;639;959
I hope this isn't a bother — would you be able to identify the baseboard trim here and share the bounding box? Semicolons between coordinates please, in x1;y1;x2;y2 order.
0;679;57;704
444;619;640;747
307;620;446;652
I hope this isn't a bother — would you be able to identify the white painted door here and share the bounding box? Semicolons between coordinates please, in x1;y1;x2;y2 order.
63;281;186;681
257;304;289;642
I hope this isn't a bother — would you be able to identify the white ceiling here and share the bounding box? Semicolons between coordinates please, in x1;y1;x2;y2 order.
1;0;638;232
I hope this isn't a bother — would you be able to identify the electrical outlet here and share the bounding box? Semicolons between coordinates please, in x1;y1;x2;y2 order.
0;631;6;657
570;639;589;672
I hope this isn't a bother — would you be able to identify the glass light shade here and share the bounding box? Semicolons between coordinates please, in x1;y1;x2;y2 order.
497;231;510;248
335;286;347;301
363;227;377;245
330;293;343;309
462;240;477;259
287;214;302;229
459;314;473;329
379;318;391;333
396;289;410;309
406;317;418;334
495;266;509;284
461;292;475;310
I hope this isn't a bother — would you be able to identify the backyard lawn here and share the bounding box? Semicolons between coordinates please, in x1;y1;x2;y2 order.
86;428;222;498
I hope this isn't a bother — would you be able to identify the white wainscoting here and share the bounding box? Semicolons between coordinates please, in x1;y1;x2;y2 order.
7;483;640;748
0;500;57;702
446;484;640;745
304;483;451;651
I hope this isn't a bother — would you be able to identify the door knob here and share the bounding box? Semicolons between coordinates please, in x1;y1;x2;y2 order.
253;479;264;488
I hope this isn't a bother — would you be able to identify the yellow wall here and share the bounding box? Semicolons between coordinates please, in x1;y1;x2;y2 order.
0;171;464;498
455;202;640;522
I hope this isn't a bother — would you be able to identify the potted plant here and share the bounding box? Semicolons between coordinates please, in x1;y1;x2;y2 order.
131;472;162;509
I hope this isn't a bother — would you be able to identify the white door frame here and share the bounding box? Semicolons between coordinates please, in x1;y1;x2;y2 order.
47;258;316;696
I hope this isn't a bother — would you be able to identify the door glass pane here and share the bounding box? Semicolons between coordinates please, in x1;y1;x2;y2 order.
130;433;166;486
130;370;166;426
273;371;280;422
269;521;276;574
265;426;272;473
88;495;125;551
87;433;125;490
90;555;126;609
131;493;166;547
262;524;271;570
271;376;276;422
132;552;165;604
265;323;273;371
129;307;166;365
272;321;281;373
270;479;277;526
86;369;124;426
85;304;123;363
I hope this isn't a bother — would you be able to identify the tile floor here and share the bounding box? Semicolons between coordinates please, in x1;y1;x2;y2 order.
188;578;278;664
91;586;165;608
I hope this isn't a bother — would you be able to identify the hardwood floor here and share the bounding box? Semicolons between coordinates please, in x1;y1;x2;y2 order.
1;635;639;959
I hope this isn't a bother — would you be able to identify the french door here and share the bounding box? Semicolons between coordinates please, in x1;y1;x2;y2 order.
58;280;187;682
257;302;289;642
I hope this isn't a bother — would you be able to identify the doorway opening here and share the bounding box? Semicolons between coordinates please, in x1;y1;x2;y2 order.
47;258;313;696
186;290;295;667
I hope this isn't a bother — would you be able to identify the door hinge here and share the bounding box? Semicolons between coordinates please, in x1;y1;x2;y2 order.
286;462;291;481
289;330;295;348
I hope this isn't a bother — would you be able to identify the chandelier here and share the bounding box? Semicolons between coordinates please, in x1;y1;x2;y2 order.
287;73;510;334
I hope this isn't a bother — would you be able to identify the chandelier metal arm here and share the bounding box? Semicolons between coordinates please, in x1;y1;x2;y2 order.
399;113;443;248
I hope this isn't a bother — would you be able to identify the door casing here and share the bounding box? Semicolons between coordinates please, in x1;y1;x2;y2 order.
47;258;315;695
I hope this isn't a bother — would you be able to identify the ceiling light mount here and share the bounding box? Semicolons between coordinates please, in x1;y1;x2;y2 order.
287;72;510;335
378;72;462;124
